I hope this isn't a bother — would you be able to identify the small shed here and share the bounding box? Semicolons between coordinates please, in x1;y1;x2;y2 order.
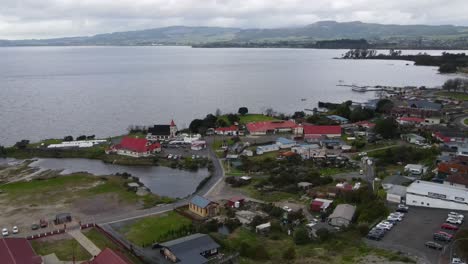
297;182;313;190
55;213;72;225
227;196;245;208
310;200;324;212
386;185;407;204
255;222;271;235
328;204;356;227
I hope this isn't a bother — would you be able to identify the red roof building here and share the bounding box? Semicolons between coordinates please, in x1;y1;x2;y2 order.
310;200;324;212
246;120;300;135
215;125;239;135
107;137;161;157
82;248;132;264
303;125;341;138
0;238;42;264
353;121;376;129
397;117;425;125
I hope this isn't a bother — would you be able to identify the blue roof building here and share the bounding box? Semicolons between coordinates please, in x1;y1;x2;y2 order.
327;115;349;124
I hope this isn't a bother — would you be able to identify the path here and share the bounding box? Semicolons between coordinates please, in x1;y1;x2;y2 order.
67;229;101;257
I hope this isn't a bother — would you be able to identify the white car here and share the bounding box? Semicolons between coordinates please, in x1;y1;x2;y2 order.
391;212;405;218
446;217;462;225
452;258;466;264
282;206;293;212
376;222;393;231
448;212;464;219
12;226;18;234
2;228;8;236
387;215;403;222
167;154;173;159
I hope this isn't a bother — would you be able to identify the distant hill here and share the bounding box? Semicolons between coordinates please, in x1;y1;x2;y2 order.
2;21;468;48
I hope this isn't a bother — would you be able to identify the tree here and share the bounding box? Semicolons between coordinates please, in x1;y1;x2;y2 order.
76;135;86;141
215;108;222;117
439;63;457;73
203;114;217;128
226;113;240;124
238;107;249;116
216;119;228;128
282;246;296;260
374;118;399;139
63;136;73;141
349;107;374;122
293;226;309;245
292;111;305;119
335;103;351;119
250;215;265;229
376;99;394;113
265;108;275;116
14;140;29;149
189;119;204;133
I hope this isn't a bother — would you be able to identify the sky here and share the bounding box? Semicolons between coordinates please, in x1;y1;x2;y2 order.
2;0;468;40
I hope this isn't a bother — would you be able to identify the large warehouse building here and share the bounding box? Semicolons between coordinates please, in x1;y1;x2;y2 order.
406;180;468;211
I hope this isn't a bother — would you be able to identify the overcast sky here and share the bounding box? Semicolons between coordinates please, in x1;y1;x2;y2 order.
2;0;468;39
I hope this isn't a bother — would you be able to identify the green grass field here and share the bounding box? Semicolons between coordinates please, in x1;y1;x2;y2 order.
436;91;468;101
84;228;144;264
119;211;192;246
31;237;91;261
464;118;468;125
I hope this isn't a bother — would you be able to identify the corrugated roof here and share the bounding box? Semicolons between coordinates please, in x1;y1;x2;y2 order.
82;248;131;264
115;137;160;153
329;204;356;221
407;180;468;199
276;137;296;144
160;233;220;264
246;120;297;133
303;125;341;135
190;195;212;208
0;238;42;264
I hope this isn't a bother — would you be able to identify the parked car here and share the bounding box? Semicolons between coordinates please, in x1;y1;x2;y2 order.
446;217;462;225
436;231;454;239
452;258;466;264
387;215;403;222
367;232;383;240
396;204;409;212
40;219;48;228
12;226;18;234
31;224;40;230
2;228;8;236
433;232;452;242
282;206;293;212
425;241;443;250
448;212;464;221
391;212;405;218
441;223;459;231
376;222;393;231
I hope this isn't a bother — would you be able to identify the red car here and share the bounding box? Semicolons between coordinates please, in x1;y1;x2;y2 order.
441;223;459;231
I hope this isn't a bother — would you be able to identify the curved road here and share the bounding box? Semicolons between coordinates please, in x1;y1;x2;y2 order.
96;138;225;225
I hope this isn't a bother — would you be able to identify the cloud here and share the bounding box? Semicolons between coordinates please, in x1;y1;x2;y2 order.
1;0;468;39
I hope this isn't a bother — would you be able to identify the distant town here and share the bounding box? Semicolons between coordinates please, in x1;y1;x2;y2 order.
0;79;468;264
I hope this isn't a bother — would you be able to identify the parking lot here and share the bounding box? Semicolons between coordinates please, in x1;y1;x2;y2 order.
161;144;210;159
366;206;467;264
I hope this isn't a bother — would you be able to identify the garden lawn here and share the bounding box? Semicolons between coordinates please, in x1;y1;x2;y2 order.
436;91;468;101
84;228;144;264
31;237;91;261
119;211;192;246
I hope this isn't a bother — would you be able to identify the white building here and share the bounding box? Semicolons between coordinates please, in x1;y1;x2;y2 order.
404;164;427;175
256;144;280;155
386;185;407;204
406;180;468;211
48;139;107;148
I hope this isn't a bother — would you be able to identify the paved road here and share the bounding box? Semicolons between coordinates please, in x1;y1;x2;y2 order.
68;229;101;257
95;137;225;225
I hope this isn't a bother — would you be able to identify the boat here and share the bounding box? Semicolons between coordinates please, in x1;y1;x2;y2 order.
301;98;307;101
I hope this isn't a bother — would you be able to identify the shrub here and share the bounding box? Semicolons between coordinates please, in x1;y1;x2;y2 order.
282;246;296;260
294;227;310;245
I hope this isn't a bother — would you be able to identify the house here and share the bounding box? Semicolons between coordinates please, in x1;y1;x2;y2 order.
437;158;468;178
154;233;220;264
310;198;333;212
406;180;468;211
424;116;441;125
457;146;468;157
353;120;376;129
327;115;349;124
445;175;468;189
408;100;442;111
397;117;425;126
0;238;42;264
328;204;356;227
303;125;341;138
106;137;161;157
404;164;427;175
246;120;302;135
386;185;407;204
191;140;207;151
275;137;297;149
434;131;467;143
215;125;238;136
227;196;245;208
48;139;107;149
256;144;280;155
82;248;131;264
401;133;426;144
189;196;219;218
147;120;178;141
297;182;313;190
291;144;321;159
255;222;271;235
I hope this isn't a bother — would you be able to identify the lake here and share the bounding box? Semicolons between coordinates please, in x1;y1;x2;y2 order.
26;158;209;198
0;46;459;146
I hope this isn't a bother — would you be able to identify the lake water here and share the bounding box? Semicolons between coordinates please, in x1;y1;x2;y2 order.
0;46;460;146
26;158;209;198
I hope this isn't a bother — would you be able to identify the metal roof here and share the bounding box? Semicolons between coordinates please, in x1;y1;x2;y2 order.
329;204;356;221
190;195;212;208
406;180;468;200
160;233;220;264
